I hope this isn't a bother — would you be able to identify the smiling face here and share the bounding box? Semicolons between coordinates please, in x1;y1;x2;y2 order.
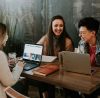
79;26;96;43
52;19;64;37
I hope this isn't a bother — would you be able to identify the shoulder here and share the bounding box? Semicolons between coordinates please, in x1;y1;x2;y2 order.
0;50;8;64
65;38;72;44
65;38;74;51
0;50;7;60
0;50;6;57
78;40;86;46
37;34;48;44
42;34;48;39
42;34;48;40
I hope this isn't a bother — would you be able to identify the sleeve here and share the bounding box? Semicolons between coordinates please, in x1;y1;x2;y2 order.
37;35;46;44
0;51;23;86
37;35;48;55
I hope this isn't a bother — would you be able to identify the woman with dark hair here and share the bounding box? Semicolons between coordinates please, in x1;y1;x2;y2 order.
27;15;74;98
37;15;74;56
36;15;74;98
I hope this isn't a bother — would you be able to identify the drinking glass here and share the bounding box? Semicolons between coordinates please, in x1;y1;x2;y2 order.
8;52;16;68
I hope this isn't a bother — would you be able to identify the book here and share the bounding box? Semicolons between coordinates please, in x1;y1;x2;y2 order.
33;64;59;76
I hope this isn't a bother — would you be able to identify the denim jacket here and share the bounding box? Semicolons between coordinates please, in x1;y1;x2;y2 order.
77;39;100;66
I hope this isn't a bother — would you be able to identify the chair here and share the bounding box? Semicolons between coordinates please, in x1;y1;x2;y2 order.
4;86;30;98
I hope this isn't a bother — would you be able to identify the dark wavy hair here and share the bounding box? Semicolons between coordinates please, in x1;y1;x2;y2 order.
78;17;100;33
47;15;73;55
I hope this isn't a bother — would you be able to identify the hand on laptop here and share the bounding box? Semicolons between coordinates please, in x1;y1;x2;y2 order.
17;60;25;68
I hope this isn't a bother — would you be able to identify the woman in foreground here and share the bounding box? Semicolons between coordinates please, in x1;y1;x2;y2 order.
0;23;25;98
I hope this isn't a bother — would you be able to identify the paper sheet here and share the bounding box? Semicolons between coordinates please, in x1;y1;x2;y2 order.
42;55;57;62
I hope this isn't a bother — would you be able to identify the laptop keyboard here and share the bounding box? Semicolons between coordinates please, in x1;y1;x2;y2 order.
23;61;40;71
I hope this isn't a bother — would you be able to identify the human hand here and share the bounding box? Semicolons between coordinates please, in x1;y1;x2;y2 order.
17;60;25;68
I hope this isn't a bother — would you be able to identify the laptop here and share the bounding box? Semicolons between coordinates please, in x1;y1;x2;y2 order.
59;51;92;75
22;44;43;71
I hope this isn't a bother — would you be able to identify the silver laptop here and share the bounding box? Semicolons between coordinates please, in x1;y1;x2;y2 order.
59;51;92;75
23;44;43;71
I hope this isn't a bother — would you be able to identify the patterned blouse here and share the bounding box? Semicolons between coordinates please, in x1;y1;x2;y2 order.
77;39;100;66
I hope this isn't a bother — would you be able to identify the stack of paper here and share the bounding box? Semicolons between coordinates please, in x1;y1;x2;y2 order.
42;55;57;62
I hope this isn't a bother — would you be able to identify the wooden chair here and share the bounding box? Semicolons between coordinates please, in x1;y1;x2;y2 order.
4;86;30;98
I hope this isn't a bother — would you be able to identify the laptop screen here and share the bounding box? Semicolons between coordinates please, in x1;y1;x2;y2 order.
23;44;43;62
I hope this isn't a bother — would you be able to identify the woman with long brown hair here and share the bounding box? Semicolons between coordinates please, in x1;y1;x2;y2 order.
37;15;74;98
37;15;74;56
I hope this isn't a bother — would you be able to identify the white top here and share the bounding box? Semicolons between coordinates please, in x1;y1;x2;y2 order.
0;50;23;98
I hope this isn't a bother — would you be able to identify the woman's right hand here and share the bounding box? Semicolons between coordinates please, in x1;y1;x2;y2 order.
17;61;25;68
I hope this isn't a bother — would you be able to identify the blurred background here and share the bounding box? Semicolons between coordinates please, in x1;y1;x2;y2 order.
0;0;100;56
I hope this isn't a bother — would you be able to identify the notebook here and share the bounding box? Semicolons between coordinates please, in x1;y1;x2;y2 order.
59;51;92;75
23;44;43;71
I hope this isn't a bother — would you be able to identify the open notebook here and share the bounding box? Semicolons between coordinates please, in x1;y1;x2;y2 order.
23;44;43;71
59;51;93;75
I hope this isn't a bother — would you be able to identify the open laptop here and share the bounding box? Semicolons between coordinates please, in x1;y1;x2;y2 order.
22;44;43;71
59;51;92;75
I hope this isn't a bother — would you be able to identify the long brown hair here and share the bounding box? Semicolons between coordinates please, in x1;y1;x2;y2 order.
0;23;7;50
0;23;7;37
47;15;73;55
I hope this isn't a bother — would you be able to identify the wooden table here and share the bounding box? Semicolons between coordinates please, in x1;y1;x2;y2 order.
22;65;100;95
